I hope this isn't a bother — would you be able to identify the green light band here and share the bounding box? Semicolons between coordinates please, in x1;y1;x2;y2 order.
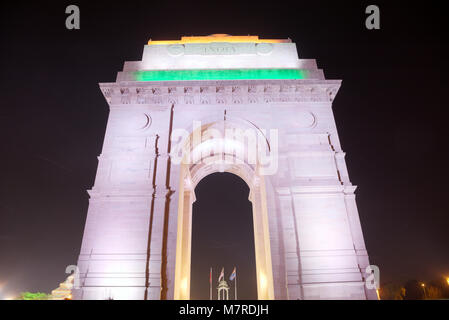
132;69;308;81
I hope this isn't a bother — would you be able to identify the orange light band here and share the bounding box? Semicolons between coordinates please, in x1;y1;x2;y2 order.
148;35;290;45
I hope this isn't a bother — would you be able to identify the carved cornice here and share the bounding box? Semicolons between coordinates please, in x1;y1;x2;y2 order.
99;79;341;106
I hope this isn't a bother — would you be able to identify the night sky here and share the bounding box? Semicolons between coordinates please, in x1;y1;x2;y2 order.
0;1;448;298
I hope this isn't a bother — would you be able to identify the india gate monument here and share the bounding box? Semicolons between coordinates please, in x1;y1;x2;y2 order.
73;34;377;300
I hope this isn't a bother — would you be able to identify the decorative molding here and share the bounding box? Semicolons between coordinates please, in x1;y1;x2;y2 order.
99;80;341;106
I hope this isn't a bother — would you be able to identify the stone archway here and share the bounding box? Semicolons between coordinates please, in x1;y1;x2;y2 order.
75;35;377;300
173;119;275;300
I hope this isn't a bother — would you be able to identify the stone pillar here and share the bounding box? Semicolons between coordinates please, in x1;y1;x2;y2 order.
163;164;181;300
249;178;275;300
145;189;167;300
343;188;378;300
291;188;367;299
276;188;303;300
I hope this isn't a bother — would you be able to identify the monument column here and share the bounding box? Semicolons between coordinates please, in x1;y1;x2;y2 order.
145;113;182;299
276;188;303;300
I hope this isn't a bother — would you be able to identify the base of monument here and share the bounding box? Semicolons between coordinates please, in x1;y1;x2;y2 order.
72;284;377;300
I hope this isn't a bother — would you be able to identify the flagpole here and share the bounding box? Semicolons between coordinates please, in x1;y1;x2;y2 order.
210;267;212;300
235;271;237;300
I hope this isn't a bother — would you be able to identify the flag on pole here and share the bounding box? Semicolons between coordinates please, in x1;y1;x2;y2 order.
209;268;212;284
229;267;236;281
218;267;224;282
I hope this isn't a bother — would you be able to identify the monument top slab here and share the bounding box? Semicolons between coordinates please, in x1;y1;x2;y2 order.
139;35;302;71
148;34;291;45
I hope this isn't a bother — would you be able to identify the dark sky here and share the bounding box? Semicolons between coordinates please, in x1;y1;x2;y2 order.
0;1;448;298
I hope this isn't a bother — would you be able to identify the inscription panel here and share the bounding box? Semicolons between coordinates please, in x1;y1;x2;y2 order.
167;42;274;56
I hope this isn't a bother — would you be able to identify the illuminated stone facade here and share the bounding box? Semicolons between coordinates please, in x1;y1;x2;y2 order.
74;35;376;300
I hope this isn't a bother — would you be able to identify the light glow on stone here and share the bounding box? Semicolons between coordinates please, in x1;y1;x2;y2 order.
180;278;188;295
132;69;308;81
148;35;290;45
260;272;267;291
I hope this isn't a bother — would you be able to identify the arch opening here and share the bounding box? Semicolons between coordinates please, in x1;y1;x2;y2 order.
190;172;257;300
173;120;275;300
